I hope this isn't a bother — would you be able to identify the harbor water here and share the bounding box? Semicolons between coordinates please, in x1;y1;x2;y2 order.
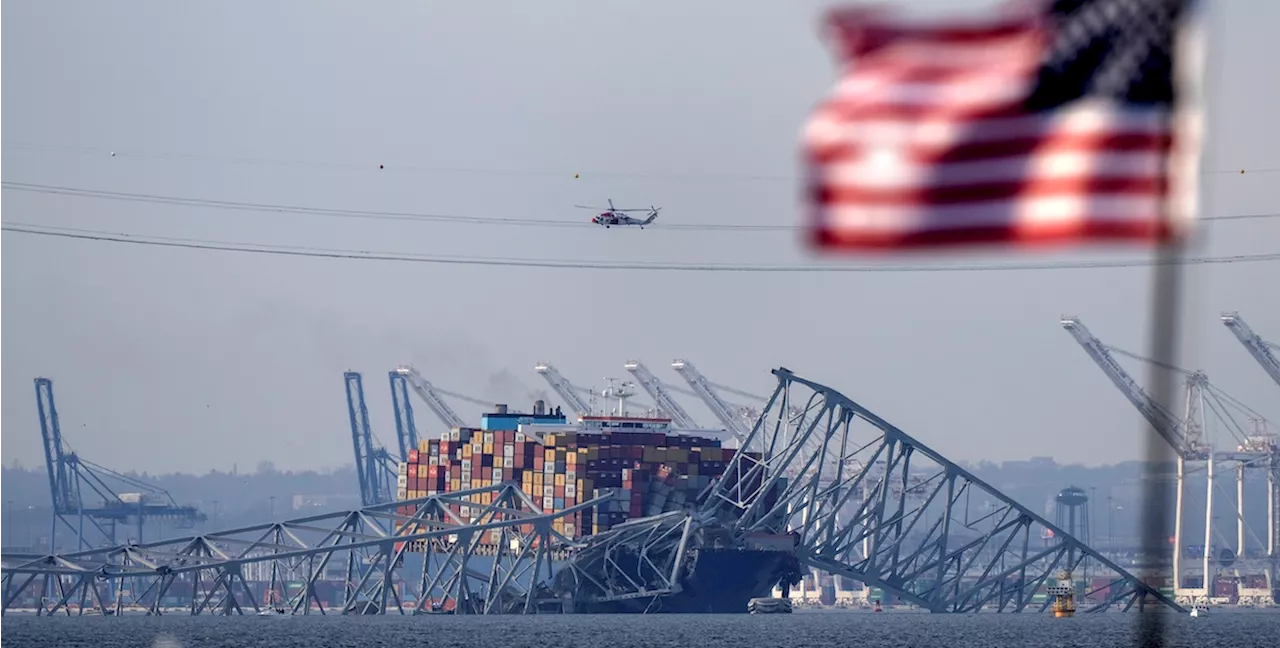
3;611;1279;648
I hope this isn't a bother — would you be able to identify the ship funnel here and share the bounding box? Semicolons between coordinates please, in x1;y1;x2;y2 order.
495;403;508;414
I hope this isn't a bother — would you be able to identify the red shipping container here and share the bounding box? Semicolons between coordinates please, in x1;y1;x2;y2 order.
408;449;420;464
408;464;418;478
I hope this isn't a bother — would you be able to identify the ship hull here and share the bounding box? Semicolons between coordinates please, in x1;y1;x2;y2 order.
573;549;791;614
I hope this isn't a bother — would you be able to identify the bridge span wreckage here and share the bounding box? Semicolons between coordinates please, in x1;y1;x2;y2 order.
1;369;1183;616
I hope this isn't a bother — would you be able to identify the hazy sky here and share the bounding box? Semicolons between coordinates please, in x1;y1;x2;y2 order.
4;0;1278;475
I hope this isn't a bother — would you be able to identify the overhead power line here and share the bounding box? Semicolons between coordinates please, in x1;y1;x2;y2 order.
4;181;1279;233
5;222;1278;273
7;140;1280;179
1;182;782;231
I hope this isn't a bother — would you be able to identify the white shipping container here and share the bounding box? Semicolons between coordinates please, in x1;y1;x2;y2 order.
397;475;408;487
565;484;577;497
397;488;408;500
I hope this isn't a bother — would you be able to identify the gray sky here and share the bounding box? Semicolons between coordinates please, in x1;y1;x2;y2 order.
4;0;1278;475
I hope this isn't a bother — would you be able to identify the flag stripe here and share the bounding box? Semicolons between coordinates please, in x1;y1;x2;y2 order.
805;102;1172;151
827;7;1041;51
804;2;1190;249
816;176;1168;207
811;219;1175;250
820;194;1167;233
833;37;1044;78
813;131;1172;168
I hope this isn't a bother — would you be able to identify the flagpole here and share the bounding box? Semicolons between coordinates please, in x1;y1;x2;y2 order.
1138;4;1211;644
1139;242;1184;645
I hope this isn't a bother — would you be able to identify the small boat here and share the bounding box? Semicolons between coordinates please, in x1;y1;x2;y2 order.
258;589;288;616
748;597;793;614
1189;605;1208;617
1046;570;1077;618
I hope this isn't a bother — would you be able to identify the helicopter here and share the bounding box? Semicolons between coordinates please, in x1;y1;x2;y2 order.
575;199;662;229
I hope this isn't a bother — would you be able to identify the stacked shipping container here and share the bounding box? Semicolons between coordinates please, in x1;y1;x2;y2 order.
395;426;763;549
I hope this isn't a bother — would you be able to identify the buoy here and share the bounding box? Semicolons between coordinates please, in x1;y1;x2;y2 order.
573;173;579;179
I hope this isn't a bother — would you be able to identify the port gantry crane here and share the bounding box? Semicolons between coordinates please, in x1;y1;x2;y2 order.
670;358;762;438
536;361;661;418
533;362;593;418
34;378;205;551
345;372;398;507
1218;311;1280;578
391;366;506;432
1061;317;1279;606
624;360;700;428
351;369;496;507
388;371;420;462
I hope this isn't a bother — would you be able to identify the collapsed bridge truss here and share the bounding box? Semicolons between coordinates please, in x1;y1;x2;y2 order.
1;484;608;616
3;368;1185;615
567;369;1185;614
707;368;1182;613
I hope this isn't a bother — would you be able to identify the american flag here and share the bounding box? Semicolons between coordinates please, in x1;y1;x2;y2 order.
803;0;1203;250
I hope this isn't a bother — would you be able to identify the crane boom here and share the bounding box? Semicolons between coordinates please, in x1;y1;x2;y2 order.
388;371;420;461
1221;312;1280;388
670;359;751;437
36;378;75;514
1060;317;1204;458
346;372;392;506
393;365;467;430
534;362;592;417
624;359;700;429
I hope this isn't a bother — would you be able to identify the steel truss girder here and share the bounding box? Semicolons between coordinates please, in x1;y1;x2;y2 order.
700;368;1186;614
558;510;700;610
2;483;613;617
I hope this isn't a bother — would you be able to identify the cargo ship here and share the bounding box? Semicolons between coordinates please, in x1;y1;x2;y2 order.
395;396;797;612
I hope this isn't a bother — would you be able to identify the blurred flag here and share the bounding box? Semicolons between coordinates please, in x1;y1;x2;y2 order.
803;0;1203;250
